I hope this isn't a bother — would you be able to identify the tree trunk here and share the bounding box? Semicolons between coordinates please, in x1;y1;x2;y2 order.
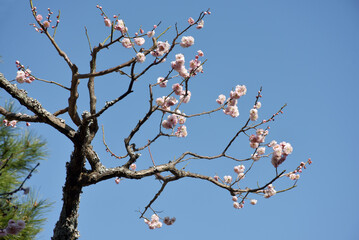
52;146;85;240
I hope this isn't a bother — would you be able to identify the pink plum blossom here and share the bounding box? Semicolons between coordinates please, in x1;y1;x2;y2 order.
36;14;43;21
163;217;176;226
144;214;163;229
251;153;261;161
230;85;247;99
167;114;178;126
156;97;165;106
115;177;121;184
289;173;300;180
121;38;132;48
177;113;186;124
114;19;127;34
180;36;194;48
197;50;204;57
175;125;187;137
147;30;155;38
250;199;258;205
263;184;276;198
255;101;262;109
136;52;146;63
16;70;26;83
223;105;239;118
134;37;145;46
130;163;137;171
223;175;232;183
104;18;111;27
162;120;173;129
188;17;195;25
216;94;226;104
172;83;183;95
43;21;50;28
157;77;168;87
257;147;266;155
249;108;258;121
234;165;245;174
180;90;191;103
196;20;204;29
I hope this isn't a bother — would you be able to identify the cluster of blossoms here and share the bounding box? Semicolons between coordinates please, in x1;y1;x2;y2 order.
249;128;268;149
232;195;257;209
114;19;128;34
171;51;204;79
31;6;60;32
263;184;276;198
171;53;189;78
15;61;34;84
287;159;312;180
249;102;261;121
180;36;194;48
151;41;171;57
0;219;26;237
232;196;244;209
156;96;178;111
144;214;176;229
172;83;192;103
161;111;187;137
187;12;209;29
175;125;188;137
144;214;162;229
3;119;17;128
234;164;246;180
268;140;293;168
217;85;247;118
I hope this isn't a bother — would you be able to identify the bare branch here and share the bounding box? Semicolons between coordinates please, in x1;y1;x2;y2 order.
0;73;76;139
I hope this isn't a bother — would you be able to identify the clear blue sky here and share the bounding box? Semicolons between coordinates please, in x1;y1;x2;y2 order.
1;0;359;239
